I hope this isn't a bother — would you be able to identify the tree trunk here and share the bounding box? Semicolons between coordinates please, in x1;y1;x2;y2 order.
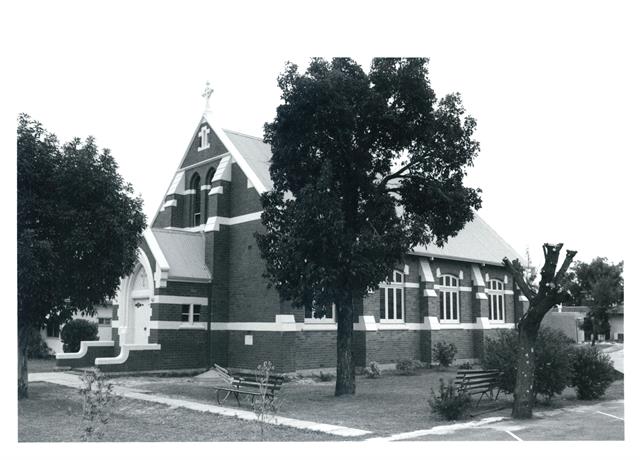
18;323;30;399
335;294;355;396
512;325;537;418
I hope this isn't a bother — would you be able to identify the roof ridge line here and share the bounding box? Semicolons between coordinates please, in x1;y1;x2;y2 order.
222;128;265;142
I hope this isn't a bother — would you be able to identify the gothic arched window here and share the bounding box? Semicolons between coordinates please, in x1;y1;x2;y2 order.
190;173;201;226
204;167;215;220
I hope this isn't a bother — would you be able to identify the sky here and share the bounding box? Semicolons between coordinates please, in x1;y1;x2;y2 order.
4;0;637;270
2;1;639;456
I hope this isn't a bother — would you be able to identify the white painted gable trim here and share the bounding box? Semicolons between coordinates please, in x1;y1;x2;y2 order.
167;170;185;195
143;229;170;288
204;112;268;194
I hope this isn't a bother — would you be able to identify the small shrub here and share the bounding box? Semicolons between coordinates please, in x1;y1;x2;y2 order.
458;361;473;370
252;361;284;440
571;346;615;400
433;342;458;367
363;361;381;379
79;369;116;441
482;327;573;401
27;327;53;359
396;359;422;375
318;371;335;382
429;378;472;420
60;319;99;353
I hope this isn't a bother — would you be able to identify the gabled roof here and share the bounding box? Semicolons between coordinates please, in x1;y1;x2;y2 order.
411;213;523;266
150;228;211;282
223;130;274;191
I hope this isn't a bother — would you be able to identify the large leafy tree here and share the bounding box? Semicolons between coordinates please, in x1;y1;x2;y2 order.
562;257;624;344
257;58;482;396
17;114;146;399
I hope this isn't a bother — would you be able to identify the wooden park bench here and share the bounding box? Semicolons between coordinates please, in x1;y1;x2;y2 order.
455;369;503;406
211;364;285;407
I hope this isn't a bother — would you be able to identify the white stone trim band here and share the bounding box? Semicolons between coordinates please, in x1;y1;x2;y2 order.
152;295;209;305
204;211;263;231
56;340;114;359
95;343;161;366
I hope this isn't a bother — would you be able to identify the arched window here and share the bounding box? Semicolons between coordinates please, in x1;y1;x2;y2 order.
439;274;460;322
190;173;201;226
487;279;505;322
380;270;404;321
204;167;215;220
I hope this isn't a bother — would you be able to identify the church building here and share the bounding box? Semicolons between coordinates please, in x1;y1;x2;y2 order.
57;100;528;374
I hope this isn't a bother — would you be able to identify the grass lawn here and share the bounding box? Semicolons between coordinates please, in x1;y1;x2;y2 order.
110;367;624;437
19;382;342;442
27;358;59;373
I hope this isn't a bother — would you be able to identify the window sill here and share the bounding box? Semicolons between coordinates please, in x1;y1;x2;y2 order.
439;320;461;324
304;319;336;324
178;323;207;330
379;319;405;324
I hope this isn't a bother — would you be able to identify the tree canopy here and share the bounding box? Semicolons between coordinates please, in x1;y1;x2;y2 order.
17;114;146;397
257;58;482;394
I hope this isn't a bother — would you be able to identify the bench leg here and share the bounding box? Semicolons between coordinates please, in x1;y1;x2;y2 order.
234;391;241;406
476;392;485;408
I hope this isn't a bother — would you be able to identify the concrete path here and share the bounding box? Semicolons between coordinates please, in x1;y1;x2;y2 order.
602;344;624;373
367;399;624;441
28;372;371;438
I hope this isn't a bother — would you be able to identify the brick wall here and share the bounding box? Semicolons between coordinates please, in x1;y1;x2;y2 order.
294;331;337;369
364;330;421;364
56;344;115;368
226;331;296;373
229;164;263;217
181;122;228;168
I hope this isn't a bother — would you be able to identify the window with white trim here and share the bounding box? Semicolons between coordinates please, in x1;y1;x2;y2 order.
380;270;404;321
304;302;336;322
487;279;505;322
439;274;460;322
181;304;201;323
98;318;111;326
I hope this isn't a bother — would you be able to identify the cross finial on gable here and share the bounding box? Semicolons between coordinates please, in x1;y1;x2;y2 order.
202;81;214;110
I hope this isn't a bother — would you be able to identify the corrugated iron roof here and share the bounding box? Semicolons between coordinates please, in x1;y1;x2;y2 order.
193;126;521;268
150;229;211;281
411;212;524;266
223;129;274;191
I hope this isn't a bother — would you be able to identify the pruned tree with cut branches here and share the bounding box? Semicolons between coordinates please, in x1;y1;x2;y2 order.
503;243;577;419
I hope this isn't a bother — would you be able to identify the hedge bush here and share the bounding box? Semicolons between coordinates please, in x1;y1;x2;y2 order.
571;346;615;400
396;359;422;375
433;341;457;367
60;319;99;353
364;361;381;379
429;378;472;420
482;327;574;401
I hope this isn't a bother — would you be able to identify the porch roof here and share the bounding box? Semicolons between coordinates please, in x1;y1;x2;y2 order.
150;228;211;281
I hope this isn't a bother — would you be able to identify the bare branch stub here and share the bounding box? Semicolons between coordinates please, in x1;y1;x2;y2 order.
554;249;578;285
502;257;537;301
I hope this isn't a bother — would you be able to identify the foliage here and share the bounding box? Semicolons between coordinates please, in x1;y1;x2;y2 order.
256;58;482;395
60;318;99;353
78;369;117;441
571;346;615;400
458;362;473;370
433;341;458;367
17;114;146;398
318;371;335;382
483;327;574;401
27;327;53;359
561;257;624;343
252;361;284;440
429;378;472;420
363;361;382;379
396;359;423;376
